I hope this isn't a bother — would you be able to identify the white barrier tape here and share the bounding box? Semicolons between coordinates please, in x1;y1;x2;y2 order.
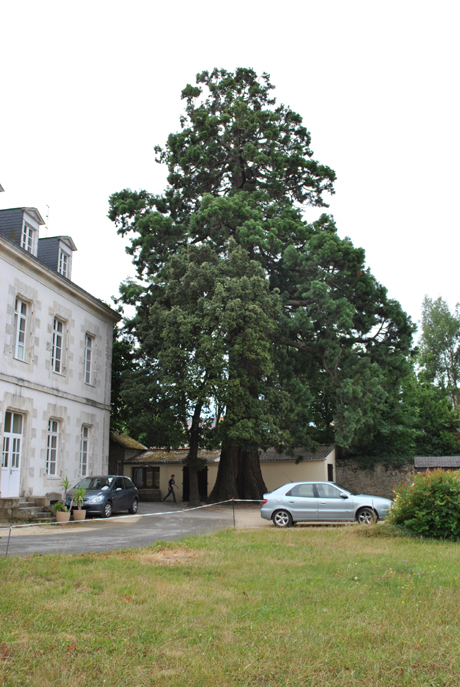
0;498;263;532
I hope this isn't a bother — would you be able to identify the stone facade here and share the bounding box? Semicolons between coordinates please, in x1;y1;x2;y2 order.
335;460;414;500
0;207;119;499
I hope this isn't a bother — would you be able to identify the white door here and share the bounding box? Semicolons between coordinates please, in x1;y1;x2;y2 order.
1;412;23;498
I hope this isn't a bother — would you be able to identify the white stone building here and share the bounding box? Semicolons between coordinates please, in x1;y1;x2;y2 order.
0;207;119;499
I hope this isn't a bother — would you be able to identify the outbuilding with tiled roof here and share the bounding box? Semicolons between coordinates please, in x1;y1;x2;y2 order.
120;444;337;502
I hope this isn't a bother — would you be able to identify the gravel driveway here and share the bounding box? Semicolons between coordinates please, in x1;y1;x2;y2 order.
0;502;268;557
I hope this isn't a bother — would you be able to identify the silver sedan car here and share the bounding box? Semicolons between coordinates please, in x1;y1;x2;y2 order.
261;481;392;527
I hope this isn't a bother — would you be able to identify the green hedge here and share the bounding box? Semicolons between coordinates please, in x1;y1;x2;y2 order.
388;469;460;539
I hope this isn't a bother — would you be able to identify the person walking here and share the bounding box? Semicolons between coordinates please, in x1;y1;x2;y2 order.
162;474;178;503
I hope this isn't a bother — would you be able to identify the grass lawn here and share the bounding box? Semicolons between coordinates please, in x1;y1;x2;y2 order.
1;525;460;686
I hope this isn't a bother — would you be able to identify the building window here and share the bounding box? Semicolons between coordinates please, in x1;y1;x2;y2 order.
84;334;93;384
132;466;160;490
46;419;59;476
58;251;68;278
52;318;64;373
2;412;23;470
21;223;34;253
80;426;89;476
14;298;28;361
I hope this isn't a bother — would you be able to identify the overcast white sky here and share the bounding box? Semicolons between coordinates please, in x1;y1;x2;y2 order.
2;0;459;332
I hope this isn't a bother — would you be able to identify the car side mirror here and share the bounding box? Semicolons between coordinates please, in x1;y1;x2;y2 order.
116;487;122;491
339;493;348;499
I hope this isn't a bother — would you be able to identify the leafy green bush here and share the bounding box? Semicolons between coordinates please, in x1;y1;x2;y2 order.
388;469;460;539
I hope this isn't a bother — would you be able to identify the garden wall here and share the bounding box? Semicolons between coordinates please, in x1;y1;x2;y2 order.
335;460;414;500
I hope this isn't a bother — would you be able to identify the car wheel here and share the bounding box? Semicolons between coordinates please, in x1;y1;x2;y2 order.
272;510;293;528
129;498;139;515
356;507;376;525
103;501;112;519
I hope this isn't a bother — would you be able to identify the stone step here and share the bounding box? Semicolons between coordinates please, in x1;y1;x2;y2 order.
12;506;38;521
32;512;54;522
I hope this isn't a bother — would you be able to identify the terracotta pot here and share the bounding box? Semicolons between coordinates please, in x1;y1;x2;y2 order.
55;511;71;525
72;509;86;521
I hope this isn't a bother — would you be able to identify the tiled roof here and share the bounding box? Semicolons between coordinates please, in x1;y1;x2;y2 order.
259;445;335;462
414;456;460;468
125;449;220;465
125;445;335;465
110;432;147;450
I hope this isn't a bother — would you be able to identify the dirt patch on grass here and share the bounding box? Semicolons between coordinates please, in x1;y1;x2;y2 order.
138;548;200;565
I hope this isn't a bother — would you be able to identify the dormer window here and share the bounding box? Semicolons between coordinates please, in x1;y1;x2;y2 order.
58;250;69;278
37;235;77;279
21;223;34;253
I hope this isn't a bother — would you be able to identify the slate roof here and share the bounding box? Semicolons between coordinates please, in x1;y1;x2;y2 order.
110;432;147;450
414;456;460;469
0;233;120;320
124;445;335;465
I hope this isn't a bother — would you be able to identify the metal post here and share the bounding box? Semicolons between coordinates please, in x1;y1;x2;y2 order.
232;498;235;529
5;526;12;558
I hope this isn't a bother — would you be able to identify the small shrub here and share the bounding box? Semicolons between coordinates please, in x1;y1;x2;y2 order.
388;469;460;539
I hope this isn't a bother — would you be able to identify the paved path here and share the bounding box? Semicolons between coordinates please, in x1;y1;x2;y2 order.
0;503;266;557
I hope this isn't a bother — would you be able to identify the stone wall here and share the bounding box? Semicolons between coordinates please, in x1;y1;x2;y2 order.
335;460;414;500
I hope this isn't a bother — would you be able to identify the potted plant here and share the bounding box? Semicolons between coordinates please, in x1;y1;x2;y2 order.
72;486;87;521
53;476;73;524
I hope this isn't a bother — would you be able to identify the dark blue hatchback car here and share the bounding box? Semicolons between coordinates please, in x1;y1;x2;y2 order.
65;475;139;518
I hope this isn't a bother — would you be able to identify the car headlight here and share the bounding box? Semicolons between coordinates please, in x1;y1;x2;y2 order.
88;496;104;503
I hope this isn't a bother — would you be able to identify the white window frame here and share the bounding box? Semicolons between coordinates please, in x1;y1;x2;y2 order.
14;298;28;361
84;334;93;384
58;250;69;278
52;318;64;373
2;412;23;469
46;419;59;476
80;425;90;476
21;223;34;253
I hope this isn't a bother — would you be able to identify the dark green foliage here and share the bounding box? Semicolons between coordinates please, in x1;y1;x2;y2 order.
341;371;460;465
156;68;336;220
277;213;414;449
110;325;137;434
388;469;460;539
114;365;186;450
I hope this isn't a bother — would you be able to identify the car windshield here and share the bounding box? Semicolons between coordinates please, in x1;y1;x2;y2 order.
333;483;355;495
74;477;113;490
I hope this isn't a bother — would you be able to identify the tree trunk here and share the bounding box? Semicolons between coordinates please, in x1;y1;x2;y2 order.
209;445;267;502
186;403;202;507
188;468;200;508
237;448;267;500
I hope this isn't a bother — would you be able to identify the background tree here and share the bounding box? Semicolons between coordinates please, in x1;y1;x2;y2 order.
341;369;460;464
418;296;460;408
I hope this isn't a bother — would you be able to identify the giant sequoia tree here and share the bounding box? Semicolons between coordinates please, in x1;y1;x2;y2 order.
110;68;414;500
